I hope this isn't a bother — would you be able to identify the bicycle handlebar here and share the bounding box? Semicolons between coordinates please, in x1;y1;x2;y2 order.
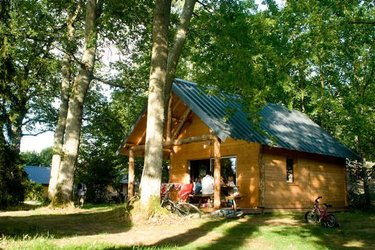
315;196;323;203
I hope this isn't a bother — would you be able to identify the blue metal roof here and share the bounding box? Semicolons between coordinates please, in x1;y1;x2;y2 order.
24;166;51;185
173;79;358;160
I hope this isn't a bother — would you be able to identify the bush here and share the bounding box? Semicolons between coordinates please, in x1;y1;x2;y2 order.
0;144;25;208
347;160;372;209
24;181;46;202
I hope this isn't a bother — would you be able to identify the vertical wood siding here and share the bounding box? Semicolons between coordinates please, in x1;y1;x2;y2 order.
170;114;261;208
263;154;347;208
169;113;347;209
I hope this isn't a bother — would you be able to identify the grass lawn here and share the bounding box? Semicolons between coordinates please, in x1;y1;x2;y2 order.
0;204;374;250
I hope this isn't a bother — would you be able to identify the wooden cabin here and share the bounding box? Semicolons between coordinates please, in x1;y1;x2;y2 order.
118;79;358;211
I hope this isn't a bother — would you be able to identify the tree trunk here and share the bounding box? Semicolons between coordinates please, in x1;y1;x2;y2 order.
128;149;135;198
164;0;196;110
139;0;171;206
53;0;102;206
49;6;79;200
140;0;196;209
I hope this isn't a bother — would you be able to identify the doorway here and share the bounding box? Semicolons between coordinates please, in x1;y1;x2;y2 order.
189;159;211;182
189;157;237;184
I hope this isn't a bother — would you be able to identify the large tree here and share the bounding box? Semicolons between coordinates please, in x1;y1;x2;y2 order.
139;0;197;209
139;0;171;208
48;0;81;201
0;0;60;207
49;0;153;206
52;0;104;206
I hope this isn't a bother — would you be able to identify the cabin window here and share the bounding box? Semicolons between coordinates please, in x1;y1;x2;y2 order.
217;157;237;185
189;157;237;185
286;158;294;183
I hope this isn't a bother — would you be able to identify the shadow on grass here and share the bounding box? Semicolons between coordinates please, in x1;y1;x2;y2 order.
136;210;374;250
151;217;229;247
0;202;46;212
117;215;262;250
101;213;263;250
274;210;375;250
0;205;131;239
195;216;257;250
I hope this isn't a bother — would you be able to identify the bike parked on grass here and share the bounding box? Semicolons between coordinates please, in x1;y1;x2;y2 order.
305;196;339;228
160;184;201;218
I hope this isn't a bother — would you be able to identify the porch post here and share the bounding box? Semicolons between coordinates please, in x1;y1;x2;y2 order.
213;136;221;209
128;149;135;198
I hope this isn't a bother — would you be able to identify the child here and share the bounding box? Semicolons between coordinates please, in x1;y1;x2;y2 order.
227;176;235;187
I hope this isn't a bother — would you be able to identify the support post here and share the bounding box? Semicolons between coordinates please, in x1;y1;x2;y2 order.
128;149;135;198
213;136;221;209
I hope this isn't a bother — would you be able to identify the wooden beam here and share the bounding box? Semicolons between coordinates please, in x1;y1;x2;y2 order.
213;136;221;209
130;144;145;151
128;149;135;198
130;134;215;151
172;108;191;139
173;134;215;146
136;130;147;145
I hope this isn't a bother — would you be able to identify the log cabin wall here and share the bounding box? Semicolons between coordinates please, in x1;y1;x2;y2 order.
262;150;347;209
169;113;262;208
302;158;347;208
119;81;354;210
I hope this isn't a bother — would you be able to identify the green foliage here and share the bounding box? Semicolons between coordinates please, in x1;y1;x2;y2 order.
24;180;45;202
0;142;25;208
75;84;145;203
20;147;53;167
181;0;275;109
269;0;375;160
1;0;60;208
1;0;373;209
179;0;375;161
347;159;374;209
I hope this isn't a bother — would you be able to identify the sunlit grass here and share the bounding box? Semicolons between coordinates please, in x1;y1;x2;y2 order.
1;206;374;250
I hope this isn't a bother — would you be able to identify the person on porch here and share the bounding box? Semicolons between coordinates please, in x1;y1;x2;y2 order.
201;170;214;195
193;176;202;194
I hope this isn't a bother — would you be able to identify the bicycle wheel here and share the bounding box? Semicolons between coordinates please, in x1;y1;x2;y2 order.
324;214;338;228
176;203;201;218
305;211;319;224
161;199;175;212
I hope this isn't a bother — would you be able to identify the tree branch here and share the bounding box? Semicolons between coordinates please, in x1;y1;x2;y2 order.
196;0;213;13
92;75;145;94
91;75;124;88
349;20;375;25
22;129;53;137
164;0;197;110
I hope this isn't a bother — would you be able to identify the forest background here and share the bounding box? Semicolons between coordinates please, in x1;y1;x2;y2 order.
1;0;374;207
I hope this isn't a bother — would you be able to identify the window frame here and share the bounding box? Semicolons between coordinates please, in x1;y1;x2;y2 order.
286;157;294;183
210;156;237;185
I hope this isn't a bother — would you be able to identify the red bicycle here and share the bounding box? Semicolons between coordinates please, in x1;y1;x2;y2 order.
305;196;339;228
